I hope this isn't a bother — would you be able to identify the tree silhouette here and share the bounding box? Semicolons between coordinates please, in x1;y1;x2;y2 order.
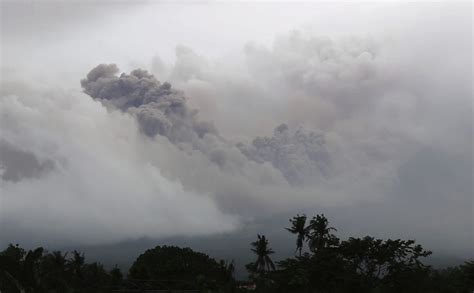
129;245;233;291
339;236;432;290
250;234;276;273
22;247;43;292
461;261;474;290
40;250;70;291
0;244;30;292
286;214;307;256
1;214;472;293
67;250;85;289
305;214;339;252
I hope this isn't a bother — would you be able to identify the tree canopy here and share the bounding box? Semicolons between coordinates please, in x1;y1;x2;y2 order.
248;214;473;293
129;245;234;291
0;214;472;293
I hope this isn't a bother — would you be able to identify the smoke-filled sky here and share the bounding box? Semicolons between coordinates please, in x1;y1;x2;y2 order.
0;0;473;260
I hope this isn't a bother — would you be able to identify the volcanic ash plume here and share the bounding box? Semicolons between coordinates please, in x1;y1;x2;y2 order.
81;64;333;186
81;64;218;147
237;123;331;185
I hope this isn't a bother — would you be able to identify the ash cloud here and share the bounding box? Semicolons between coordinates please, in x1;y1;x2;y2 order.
80;64;333;186
81;64;217;142
1;2;471;256
140;26;472;253
0;81;238;246
0;140;55;182
237;124;331;185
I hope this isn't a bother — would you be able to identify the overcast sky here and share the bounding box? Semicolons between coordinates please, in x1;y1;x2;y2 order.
0;0;472;261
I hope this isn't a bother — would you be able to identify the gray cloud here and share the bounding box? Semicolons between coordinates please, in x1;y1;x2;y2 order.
237;124;331;185
0;81;237;246
80;64;335;186
81;64;218;146
0;140;55;182
142;25;472;253
0;2;471;257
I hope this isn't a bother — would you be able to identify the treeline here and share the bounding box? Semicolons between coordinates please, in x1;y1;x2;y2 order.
246;214;473;292
0;214;472;292
0;245;123;292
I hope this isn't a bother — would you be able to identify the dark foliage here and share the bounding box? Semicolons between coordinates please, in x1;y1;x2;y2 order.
1;214;472;292
128;245;235;291
0;244;119;293
286;214;308;256
247;214;473;293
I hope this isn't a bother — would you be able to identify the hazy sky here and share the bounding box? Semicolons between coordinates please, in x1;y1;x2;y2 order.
0;0;472;261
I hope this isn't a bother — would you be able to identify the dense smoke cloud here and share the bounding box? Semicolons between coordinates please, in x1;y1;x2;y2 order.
237;124;331;185
142;29;472;253
0;140;55;182
0;81;237;245
80;64;335;186
81;64;217;142
1;2;471;256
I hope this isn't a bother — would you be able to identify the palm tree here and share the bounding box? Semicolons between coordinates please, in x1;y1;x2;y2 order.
306;214;338;252
286;214;307;256
22;247;44;292
250;234;276;273
67;250;85;289
41;250;70;291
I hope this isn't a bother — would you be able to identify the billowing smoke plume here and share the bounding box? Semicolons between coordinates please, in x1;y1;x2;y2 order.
237;124;331;185
1;1;471;255
0;80;238;245
80;64;332;186
81;64;217;144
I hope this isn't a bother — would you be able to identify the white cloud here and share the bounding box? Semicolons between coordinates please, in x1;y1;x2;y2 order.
0;84;237;246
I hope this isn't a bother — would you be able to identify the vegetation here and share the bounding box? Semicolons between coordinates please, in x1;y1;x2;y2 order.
129;245;235;291
0;213;472;292
0;244;118;292
254;214;474;293
286;214;308;257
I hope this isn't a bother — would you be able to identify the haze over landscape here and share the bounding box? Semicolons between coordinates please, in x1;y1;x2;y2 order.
0;0;472;278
